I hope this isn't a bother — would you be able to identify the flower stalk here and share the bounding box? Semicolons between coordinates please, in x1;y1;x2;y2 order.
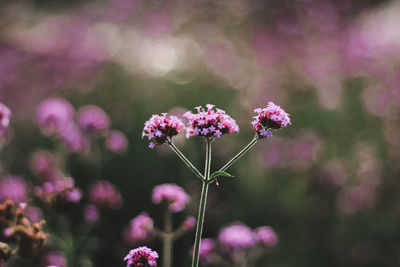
191;139;212;267
162;208;173;267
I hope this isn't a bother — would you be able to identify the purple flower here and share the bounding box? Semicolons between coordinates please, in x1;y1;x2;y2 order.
218;223;257;250
77;105;110;134
142;113;185;148
124;246;159;267
26;206;43;222
255;226;278;246
198;238;216;263
88;180;123;209
65;188;83;203
125;213;154;244
252;102;291;138
0;103;11;128
152;183;190;213
36;98;74;135
0;175;29;203
45;251;67;267
184;104;239;139
59;123;90;153
182;216;196;230
29;150;58;181
84;204;100;223
105;130;128;154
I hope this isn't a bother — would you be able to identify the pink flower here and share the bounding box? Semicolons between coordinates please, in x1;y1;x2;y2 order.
124;246;158;267
218;223;257;250
88;180;123;209
142;113;185;148
36;98;74;135
105;130;128;154
0;175;29;203
252;102;291;138
255;226;278;246
77;105;110;134
84;204;100;223
0;103;11;128
152;183;189;213
125;213;154;244
182;216;196;230
184;104;239;139
198;238;216;263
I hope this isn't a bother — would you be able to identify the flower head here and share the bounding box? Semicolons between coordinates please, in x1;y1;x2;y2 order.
0;103;11;128
36;98;74;135
88;180;123;209
77;105;110;134
106;130;128;154
124;246;159;267
252;102;291;138
142;113;184;148
182;216;196;230
255;226;278;246
184;104;239;139
218;223;257;250
0;175;29;203
198;238;216;263
151;183;189;213
126;213;154;243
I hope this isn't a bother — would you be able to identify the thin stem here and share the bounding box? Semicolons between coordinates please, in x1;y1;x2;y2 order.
167;141;205;182
191;140;212;267
162;208;173;267
217;134;259;173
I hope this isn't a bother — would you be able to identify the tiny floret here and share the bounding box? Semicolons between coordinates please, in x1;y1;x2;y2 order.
124;246;159;267
184;104;239;139
142;113;185;148
252;102;290;138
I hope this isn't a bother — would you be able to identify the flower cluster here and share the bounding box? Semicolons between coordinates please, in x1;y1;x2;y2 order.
252;102;291;138
142;113;184;149
0;200;49;261
35;97;128;154
124;246;159;267
125;213;154;244
0;176;29;204
218;223;257;250
0;103;11;140
151;183;190;213
184;104;239;139
88;180;123;210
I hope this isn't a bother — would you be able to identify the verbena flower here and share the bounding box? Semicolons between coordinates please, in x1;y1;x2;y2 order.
36;98;74;135
126;213;154;243
83;204;100;224
59;123;90;153
182;216;196;230
252;102;291;138
254;226;278;246
0;175;29;203
184;104;239;139
218;223;257;250
198;238;216;264
0;103;11;129
77;105;110;134
88;180;123;209
124;246;159;267
106;130;128;154
151;183;189;213
142;113;184;149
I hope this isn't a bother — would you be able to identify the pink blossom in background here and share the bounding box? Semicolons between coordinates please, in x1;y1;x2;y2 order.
124;246;159;267
59;122;90;153
255;226;279;246
105;130;128;154
0;103;11;128
26;206;44;222
0;175;29;203
182;216;196;230
29;150;60;181
184;104;239;139
84;204;100;223
197;238;216;264
88;180;123;209
44;251;67;267
77;105;110;135
36;98;74;135
218;223;257;250
125;213;154;244
151;183;189;213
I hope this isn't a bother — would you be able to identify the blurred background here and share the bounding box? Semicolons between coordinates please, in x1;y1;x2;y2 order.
1;0;400;266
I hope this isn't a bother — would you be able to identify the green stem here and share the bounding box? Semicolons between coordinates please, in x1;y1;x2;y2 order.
217;134;258;173
163;208;173;267
167;141;205;182
191;140;212;267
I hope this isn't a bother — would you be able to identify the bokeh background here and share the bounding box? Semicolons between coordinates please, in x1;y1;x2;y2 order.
1;0;400;266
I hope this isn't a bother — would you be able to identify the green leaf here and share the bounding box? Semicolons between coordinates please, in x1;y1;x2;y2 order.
209;171;234;181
